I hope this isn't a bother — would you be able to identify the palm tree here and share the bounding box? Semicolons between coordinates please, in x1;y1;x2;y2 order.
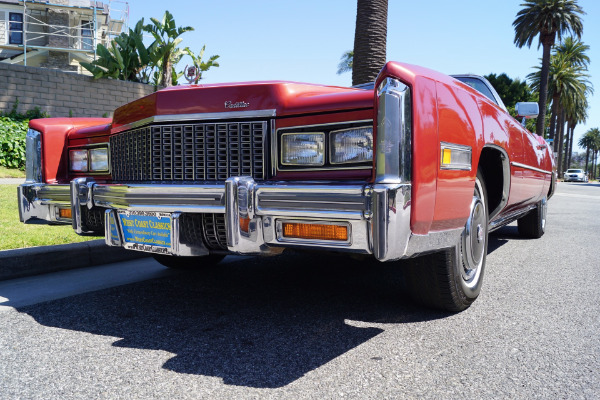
578;128;599;178
513;0;585;137
591;129;600;180
144;10;194;87
337;50;354;75
563;91;588;170
527;53;589;174
352;0;388;86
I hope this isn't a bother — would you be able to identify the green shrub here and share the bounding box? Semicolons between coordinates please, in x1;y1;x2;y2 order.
0;116;28;170
0;103;49;171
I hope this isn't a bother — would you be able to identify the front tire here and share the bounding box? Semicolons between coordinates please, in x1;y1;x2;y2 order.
402;171;488;312
152;254;225;270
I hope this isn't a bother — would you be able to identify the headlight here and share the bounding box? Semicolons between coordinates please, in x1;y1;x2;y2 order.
281;133;325;166
89;148;109;171
69;146;109;172
69;149;88;172
330;127;373;164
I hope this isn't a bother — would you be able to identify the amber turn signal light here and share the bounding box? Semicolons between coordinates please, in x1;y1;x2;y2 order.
239;216;250;233
59;208;72;219
282;222;348;241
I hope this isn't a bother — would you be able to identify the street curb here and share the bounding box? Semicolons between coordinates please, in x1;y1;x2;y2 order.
0;240;148;281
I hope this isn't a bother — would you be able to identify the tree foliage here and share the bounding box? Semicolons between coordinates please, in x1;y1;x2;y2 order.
485;73;535;108
143;10;194;87
0;101;49;170
82;11;219;87
513;0;585;137
337;50;353;75
80;19;152;82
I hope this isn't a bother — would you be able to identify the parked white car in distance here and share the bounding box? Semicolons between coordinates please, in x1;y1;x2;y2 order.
563;169;588;182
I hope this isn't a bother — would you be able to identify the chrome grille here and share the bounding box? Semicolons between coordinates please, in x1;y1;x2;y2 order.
110;121;267;181
179;213;227;251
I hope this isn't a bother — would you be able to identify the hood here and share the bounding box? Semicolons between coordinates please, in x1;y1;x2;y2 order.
112;81;374;128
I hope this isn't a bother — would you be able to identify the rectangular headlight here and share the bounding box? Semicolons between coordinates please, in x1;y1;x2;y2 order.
281;133;325;166
330;127;373;164
69;149;88;172
89;148;109;172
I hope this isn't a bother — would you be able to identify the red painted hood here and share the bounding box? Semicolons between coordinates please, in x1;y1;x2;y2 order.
112;81;374;128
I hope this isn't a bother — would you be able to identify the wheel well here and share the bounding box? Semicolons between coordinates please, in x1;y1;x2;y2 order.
478;147;509;220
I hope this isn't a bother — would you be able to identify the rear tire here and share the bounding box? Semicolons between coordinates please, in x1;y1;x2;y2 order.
517;197;547;239
403;171;488;312
152;254;225;270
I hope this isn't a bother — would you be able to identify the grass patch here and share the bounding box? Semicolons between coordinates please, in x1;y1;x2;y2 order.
0;166;25;178
0;184;96;250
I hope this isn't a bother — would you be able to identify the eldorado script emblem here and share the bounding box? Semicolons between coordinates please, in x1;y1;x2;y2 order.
225;101;250;109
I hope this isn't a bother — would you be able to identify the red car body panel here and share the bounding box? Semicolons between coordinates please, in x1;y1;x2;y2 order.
376;62;552;233
112;81;374;128
29;118;111;183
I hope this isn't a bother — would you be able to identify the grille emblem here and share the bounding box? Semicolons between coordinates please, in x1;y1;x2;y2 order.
225;101;250;109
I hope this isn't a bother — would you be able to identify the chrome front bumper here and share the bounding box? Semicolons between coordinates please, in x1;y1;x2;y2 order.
18;178;462;262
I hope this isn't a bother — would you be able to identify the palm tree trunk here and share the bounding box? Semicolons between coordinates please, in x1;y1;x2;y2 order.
584;148;590;175
162;50;173;87
548;94;559;141
352;0;388;86
562;125;571;173
556;109;566;176
535;39;553;137
592;149;598;179
567;123;575;168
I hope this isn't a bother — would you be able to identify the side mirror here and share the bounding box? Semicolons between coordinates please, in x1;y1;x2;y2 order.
515;102;539;119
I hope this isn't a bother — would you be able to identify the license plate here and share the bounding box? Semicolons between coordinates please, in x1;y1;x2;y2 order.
118;211;172;254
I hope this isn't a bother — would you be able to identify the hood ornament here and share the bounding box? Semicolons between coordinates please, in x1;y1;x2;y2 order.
225;101;250;109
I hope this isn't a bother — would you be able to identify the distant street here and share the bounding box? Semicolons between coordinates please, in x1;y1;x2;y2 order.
1;182;599;399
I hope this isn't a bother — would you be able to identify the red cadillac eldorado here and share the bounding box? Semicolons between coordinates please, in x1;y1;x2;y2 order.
17;62;555;311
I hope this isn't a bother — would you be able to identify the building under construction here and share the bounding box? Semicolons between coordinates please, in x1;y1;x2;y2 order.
0;0;128;74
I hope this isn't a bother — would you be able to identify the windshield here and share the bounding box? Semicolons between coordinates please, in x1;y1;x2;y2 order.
566;169;583;173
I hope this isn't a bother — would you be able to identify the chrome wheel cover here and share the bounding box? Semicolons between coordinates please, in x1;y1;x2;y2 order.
461;184;486;288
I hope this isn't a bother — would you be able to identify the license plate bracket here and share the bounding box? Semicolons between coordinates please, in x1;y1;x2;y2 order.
117;211;172;254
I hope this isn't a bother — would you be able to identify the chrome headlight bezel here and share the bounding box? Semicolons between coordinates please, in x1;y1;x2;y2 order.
276;121;374;171
69;144;110;174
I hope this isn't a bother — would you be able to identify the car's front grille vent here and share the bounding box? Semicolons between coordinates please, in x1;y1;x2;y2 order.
110;121;267;182
179;213;227;251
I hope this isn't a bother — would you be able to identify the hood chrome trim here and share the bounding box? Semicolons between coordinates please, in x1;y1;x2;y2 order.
112;109;277;134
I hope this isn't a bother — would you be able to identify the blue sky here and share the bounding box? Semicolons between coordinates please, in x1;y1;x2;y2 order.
129;0;599;151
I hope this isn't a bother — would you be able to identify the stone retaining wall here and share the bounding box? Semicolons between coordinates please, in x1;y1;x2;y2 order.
0;63;156;118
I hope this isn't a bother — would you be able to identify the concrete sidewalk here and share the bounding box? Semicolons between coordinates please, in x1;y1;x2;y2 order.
0;178;25;185
0;240;148;281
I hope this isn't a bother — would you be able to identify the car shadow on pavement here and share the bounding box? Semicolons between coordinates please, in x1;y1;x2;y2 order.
19;251;450;388
488;225;521;254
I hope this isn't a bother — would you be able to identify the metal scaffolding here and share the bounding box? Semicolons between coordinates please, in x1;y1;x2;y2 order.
0;0;129;71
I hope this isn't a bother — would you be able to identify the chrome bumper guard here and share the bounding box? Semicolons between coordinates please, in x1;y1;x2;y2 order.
18;183;72;224
18;177;462;261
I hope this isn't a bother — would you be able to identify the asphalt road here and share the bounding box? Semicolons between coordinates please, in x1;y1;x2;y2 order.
1;182;599;399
